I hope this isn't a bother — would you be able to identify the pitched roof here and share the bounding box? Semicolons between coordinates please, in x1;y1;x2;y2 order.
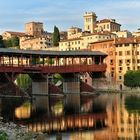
115;37;137;45
4;31;26;37
0;48;107;57
96;19;121;26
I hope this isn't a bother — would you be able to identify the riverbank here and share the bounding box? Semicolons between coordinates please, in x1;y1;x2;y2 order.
0;118;47;140
96;89;140;94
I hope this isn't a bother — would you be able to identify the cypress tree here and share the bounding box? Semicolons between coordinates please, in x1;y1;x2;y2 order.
52;26;60;46
0;35;5;48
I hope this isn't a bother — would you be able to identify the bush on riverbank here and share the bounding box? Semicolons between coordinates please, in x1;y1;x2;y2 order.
0;131;8;140
124;70;140;88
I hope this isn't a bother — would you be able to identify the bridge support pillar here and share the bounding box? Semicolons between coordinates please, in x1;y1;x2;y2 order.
32;81;49;95
62;73;80;94
31;74;49;114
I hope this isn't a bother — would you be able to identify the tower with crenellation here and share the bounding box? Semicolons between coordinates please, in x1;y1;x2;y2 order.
83;12;97;33
25;22;44;36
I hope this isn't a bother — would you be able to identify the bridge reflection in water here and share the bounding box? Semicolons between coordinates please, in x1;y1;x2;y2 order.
28;113;106;133
14;94;107;133
0;93;120;139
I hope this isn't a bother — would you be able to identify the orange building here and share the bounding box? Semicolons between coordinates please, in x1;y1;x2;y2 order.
90;39;116;89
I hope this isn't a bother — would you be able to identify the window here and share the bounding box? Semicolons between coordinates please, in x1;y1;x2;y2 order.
110;59;113;65
125;44;129;46
112;68;114;71
119;60;123;66
120;118;124;124
119;51;122;56
137;59;140;63
111;72;114;77
119;76;122;79
126;51;130;55
121;128;124;132
109;51;113;55
119;67;122;70
107;24;109;29
126;59;130;64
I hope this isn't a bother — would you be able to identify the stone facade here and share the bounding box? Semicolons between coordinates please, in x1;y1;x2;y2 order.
2;31;26;40
25;22;44;36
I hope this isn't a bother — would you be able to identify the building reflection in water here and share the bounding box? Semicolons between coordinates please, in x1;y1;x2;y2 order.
3;93;140;139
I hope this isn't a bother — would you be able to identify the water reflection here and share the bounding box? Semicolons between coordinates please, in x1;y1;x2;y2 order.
15;101;31;119
1;93;140;139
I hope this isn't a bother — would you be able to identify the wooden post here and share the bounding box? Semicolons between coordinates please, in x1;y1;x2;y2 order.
11;55;13;66
99;56;102;64
0;56;1;65
43;57;45;66
92;57;95;64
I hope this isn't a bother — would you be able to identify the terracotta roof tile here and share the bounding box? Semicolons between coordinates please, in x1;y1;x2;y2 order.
5;31;26;37
115;37;137;45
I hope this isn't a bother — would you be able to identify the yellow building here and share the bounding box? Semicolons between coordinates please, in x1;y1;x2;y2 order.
67;27;82;39
2;31;26;40
95;19;121;32
115;37;138;89
20;35;52;50
59;32;116;51
83;12;97;33
113;30;132;38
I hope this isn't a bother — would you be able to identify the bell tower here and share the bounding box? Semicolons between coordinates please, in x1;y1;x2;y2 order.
84;12;97;33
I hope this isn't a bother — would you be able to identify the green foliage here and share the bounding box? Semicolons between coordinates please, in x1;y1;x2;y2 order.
0;131;8;140
125;95;140;113
49;58;54;65
4;36;19;48
124;70;140;88
11;36;19;46
0;35;5;48
16;74;32;90
53;73;62;84
52;26;60;46
4;39;12;47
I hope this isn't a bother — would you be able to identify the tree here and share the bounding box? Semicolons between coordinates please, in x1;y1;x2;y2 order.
16;74;32;90
52;26;60;46
124;70;140;88
4;36;19;48
11;36;19;47
0;35;5;48
4;39;12;48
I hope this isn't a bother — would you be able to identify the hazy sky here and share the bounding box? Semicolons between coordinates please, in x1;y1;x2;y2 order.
0;0;140;34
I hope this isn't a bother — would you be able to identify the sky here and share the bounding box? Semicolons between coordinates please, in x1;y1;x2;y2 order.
0;0;140;34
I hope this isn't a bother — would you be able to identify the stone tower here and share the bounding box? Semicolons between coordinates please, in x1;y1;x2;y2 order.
83;12;97;33
25;22;44;36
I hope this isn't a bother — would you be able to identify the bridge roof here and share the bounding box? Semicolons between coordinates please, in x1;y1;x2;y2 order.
0;48;107;57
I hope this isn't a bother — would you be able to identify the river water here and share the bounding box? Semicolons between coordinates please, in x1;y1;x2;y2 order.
0;93;140;140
